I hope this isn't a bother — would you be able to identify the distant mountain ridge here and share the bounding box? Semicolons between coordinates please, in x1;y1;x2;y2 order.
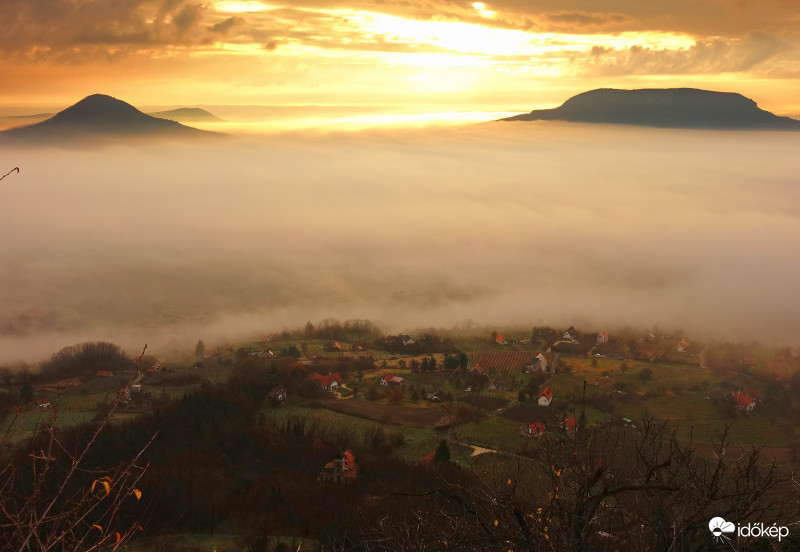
148;107;223;123
0;94;221;142
502;88;800;130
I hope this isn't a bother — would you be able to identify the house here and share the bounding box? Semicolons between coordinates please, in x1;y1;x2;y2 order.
677;339;690;352
563;417;578;431
488;378;502;391
524;353;548;373
257;347;274;359
318;450;358;483
402;336;415;346
333;341;342;351
732;391;756;411
537;387;553;406
380;374;405;387
596;330;609;345
34;398;51;409
426;390;443;402
310;372;343;390
563;326;580;343
146;364;162;374
419;450;436;467
495;334;508;345
471;363;486;376
97;370;113;377
268;384;288;402
523;420;546;437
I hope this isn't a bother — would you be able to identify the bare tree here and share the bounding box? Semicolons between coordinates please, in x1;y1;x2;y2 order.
359;415;799;551
0;345;157;551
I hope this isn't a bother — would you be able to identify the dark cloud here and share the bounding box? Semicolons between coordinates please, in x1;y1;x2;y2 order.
0;0;224;59
209;16;246;35
579;31;789;76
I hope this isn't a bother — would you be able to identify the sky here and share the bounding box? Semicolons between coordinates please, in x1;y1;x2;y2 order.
3;0;800;114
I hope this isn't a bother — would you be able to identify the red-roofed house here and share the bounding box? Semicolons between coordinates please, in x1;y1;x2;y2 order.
732;391;756;411
495;334;508;345
380;374;405;387
563;417;578;431
677;339;690;352
310;372;343;390
333;341;342;351
537;387;553;407
319;449;358;483
420;450;436;466
596;330;609;345
472;363;486;376
35;398;51;409
523;420;546;437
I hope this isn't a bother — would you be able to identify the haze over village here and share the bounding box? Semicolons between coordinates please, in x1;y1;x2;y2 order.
3;1;800;551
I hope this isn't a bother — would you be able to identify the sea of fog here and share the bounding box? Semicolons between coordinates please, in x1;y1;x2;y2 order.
1;121;799;362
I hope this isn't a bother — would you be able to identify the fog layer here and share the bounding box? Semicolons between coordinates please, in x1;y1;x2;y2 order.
1;122;799;361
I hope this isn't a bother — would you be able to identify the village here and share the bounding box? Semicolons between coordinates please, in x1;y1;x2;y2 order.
3;320;800;550
9;321;799;469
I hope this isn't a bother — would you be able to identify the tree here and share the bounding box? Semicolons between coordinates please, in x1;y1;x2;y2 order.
639;367;653;381
19;380;33;403
1;346;155;551
195;339;205;360
421;357;430;372
361;417;799;551
434;439;451;463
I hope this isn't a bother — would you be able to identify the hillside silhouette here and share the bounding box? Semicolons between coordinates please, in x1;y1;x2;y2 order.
0;94;221;142
149;107;223;123
502;88;800;130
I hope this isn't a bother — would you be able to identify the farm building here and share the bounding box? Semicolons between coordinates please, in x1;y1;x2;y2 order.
35;398;51;408
318;450;358;483
495;334;508;345
596;330;609;345
677;339;690;352
537;388;553;406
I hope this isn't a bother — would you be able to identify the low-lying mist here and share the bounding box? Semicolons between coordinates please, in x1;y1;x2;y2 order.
1;121;799;362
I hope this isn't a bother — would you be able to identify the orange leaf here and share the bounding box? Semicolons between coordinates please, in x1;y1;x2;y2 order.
90;480;97;493
133;489;142;500
115;532;121;543
136;525;143;531
102;481;111;496
92;524;103;531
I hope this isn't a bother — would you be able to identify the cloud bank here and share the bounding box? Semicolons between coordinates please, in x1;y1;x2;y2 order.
1;122;799;362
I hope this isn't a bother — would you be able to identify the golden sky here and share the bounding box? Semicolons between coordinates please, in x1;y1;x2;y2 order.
3;0;800;113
